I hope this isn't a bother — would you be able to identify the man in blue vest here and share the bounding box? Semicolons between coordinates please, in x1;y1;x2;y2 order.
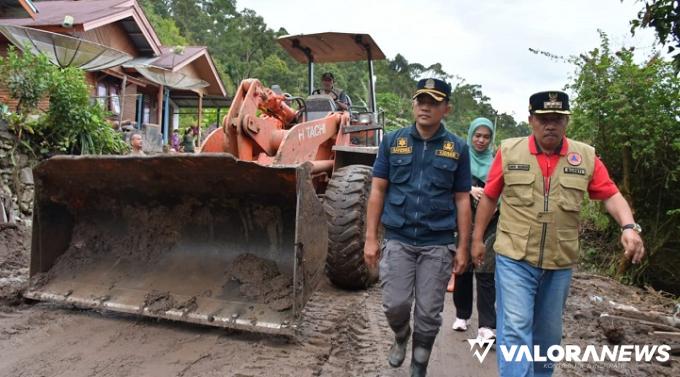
364;78;472;376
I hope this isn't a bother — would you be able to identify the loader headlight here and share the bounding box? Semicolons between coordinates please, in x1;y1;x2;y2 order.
358;113;372;124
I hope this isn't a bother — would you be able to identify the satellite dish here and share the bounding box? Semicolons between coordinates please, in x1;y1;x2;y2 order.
135;65;209;91
0;24;132;71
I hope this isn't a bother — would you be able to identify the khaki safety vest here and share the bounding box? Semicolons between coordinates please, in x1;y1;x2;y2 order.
494;137;595;269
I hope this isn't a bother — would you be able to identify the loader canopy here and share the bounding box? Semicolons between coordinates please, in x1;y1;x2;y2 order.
25;154;327;335
277;32;386;63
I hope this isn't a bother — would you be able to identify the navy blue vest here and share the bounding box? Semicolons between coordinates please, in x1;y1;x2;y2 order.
381;124;467;246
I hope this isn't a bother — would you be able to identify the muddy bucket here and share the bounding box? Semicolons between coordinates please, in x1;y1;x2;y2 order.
25;154;327;335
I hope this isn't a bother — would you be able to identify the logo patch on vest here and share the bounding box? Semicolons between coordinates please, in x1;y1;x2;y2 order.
508;164;530;171
564;167;586;175
435;140;460;159
567;152;582;166
391;137;412;154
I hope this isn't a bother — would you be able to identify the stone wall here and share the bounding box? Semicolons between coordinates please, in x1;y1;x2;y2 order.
0;119;35;226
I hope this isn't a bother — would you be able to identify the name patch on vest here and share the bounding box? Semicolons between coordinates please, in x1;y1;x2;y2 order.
537;211;555;224
564;167;586;175
391;137;412;154
507;164;530;171
435;140;460;159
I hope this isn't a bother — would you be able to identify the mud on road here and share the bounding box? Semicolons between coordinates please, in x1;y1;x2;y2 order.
0;224;29;306
1;224;678;376
1;223;400;376
0;282;399;377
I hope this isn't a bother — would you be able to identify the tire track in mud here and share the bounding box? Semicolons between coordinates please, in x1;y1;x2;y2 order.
217;283;398;377
0;282;402;377
315;287;397;376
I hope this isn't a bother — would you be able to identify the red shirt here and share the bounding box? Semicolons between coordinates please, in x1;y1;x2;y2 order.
484;136;619;201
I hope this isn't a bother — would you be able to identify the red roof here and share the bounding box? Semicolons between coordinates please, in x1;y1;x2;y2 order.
1;1;226;97
1;0;161;55
151;46;226;96
153;46;207;71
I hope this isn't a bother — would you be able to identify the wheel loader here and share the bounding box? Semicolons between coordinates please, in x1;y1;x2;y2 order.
25;33;386;335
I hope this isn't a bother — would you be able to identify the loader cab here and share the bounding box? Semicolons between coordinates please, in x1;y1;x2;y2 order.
277;33;385;147
304;94;338;121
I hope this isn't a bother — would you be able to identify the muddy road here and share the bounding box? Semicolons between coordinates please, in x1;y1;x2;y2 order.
1;224;678;376
0;282;497;377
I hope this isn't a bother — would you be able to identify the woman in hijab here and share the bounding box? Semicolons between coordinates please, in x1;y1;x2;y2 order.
450;117;498;344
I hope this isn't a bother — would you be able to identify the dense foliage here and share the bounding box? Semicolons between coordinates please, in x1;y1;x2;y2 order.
629;0;680;71
45;68;129;155
568;33;680;293
0;46;128;156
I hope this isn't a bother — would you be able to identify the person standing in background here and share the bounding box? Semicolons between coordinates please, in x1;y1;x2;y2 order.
182;128;195;153
451;117;498;345
129;133;145;155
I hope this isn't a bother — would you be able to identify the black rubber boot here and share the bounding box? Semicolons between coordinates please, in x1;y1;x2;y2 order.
387;323;411;367
410;333;435;377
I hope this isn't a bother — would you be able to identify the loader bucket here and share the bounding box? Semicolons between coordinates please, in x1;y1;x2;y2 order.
25;154;327;335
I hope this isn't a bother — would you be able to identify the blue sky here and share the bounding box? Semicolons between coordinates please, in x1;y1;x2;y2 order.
238;0;659;121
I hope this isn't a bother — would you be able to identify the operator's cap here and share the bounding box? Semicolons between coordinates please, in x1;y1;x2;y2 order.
413;78;451;102
321;72;334;81
529;91;571;114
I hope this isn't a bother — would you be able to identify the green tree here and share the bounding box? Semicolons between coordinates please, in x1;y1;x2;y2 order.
0;46;54;154
139;0;188;46
497;119;530;141
568;32;680;292
44;68;129;155
376;92;411;131
629;0;680;71
0;46;53;115
253;54;304;94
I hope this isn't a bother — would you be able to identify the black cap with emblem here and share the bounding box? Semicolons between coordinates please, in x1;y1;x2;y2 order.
529;91;571;114
413;78;451;102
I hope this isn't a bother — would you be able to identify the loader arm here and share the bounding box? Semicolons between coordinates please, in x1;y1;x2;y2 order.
201;79;347;173
202;79;293;158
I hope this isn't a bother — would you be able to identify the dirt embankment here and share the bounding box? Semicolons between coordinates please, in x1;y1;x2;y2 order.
557;273;679;377
0;224;29;307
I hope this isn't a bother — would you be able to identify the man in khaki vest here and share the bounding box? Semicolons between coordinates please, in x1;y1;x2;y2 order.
471;91;644;377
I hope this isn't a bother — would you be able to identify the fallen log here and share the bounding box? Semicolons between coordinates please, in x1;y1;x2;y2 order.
650;331;680;337
608;301;680;329
599;313;680;332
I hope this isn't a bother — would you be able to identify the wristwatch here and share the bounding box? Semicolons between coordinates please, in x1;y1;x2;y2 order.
621;223;642;233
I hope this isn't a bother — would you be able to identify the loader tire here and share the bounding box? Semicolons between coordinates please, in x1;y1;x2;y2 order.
323;164;378;290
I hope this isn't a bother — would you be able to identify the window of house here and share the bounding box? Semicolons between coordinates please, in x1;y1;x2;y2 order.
96;82;107;107
95;78;121;114
109;86;120;115
143;96;153;124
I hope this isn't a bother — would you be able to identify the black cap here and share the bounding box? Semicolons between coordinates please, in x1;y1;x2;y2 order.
321;72;334;80
529;91;571;114
413;78;451;102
